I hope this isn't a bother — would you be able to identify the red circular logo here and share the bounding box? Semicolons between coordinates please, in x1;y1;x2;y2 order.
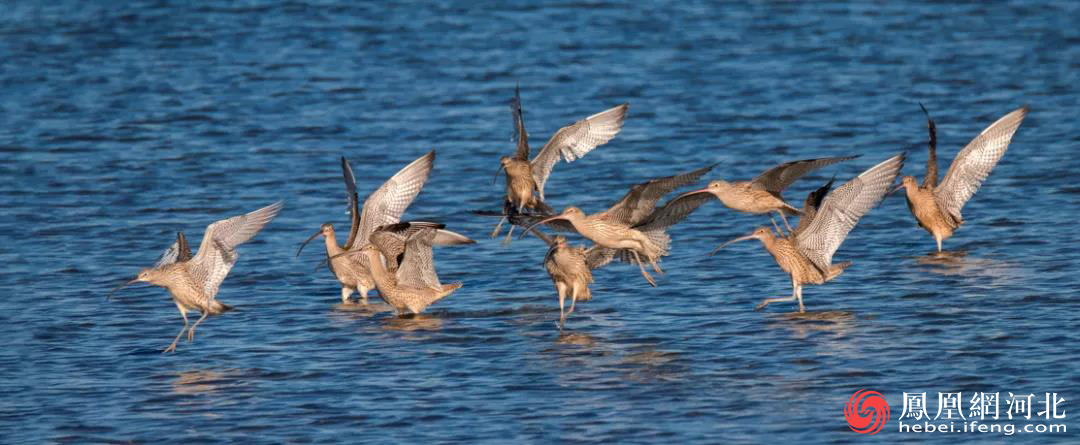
845;390;890;435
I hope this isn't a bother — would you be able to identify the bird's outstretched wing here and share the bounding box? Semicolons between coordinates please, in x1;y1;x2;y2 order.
396;226;442;290
750;156;857;196
370;221;474;272
934;107;1027;224
919;103;939;189
153;232;193;269
341;157;362;250
605;164;715;227
530;103;629;200
792;177;835;238
584;246;618;270
511;84;530;160
190;201;283;298
796;154;904;271
358;151;436;245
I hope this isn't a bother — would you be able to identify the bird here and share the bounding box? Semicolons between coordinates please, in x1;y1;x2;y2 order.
109;201;283;352
713;154;905;313
521;164;716;287
893;105;1028;252
330;222;465;315
528;230;612;328
675;156;857;233
297;151;471;304
490;85;629;242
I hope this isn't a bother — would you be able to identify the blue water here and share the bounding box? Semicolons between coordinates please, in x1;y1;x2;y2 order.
2;1;1078;443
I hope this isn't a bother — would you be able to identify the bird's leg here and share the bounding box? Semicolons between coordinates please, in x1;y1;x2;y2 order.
340;287;354;304
358;286;370;305
755;279;797;311
631;251;657;287
187;311;210;343
935;235;943;253
795;284;806;313
502;225;515;245
164;305;189;353
557;283;567;329
769;214;787;238
490;216;506;238
776;210;794;235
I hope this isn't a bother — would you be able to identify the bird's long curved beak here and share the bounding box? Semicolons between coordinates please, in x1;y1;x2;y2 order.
675;188;712;202
519;215;565;240
296;230;323;257
107;278;139;301
493;164;505;185
710;234;756;255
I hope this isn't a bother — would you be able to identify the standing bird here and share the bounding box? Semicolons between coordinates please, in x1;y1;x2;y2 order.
491;86;629;241
332;222;465;315
529;231;612;328
110;201;283;352
893;105;1028;252
714;154;905;313
297;151;470;304
675;156;856;232
522;164;716;287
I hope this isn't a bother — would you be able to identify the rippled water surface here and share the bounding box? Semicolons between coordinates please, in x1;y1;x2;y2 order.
3;1;1078;443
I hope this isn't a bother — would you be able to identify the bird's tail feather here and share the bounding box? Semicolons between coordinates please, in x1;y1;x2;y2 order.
208;300;232;315
826;261;852;281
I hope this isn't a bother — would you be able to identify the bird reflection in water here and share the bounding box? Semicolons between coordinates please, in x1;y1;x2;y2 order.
381;313;444;332
172;370;228;396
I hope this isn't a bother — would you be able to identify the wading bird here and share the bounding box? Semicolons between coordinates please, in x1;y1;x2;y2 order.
714;154;904;312
110;201;283;352
522;164;716;287
331;222;465;315
491;86;629;241
893;105;1028;252
297;151;470;304
528;231;613;328
676;156;856;232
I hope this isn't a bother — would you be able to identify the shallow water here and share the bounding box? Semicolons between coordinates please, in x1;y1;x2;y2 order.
2;1;1078;443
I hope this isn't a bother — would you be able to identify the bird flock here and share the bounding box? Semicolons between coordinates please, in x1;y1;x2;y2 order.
110;87;1029;352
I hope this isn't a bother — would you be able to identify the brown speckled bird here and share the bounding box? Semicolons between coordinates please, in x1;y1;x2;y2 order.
522;164;716;287
491;85;629;241
297;151;470;304
332;222;467;315
110;201;283;352
715;154;904;312
677;156;856;232
894;105;1028;252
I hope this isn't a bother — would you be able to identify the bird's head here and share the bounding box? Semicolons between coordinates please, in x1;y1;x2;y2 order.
887;176;917;198
108;268;160;300
677;179;729;201
296;223;335;257
560;206;584;218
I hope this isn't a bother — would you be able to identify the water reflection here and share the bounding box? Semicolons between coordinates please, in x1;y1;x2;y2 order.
381;313;444;332
543;330;685;384
913;251;1023;285
171;370;227;396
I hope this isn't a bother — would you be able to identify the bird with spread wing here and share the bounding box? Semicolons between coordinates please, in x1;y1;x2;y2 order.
714;154;905;312
490;85;629;242
110;201;283;352
893;105;1028;252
